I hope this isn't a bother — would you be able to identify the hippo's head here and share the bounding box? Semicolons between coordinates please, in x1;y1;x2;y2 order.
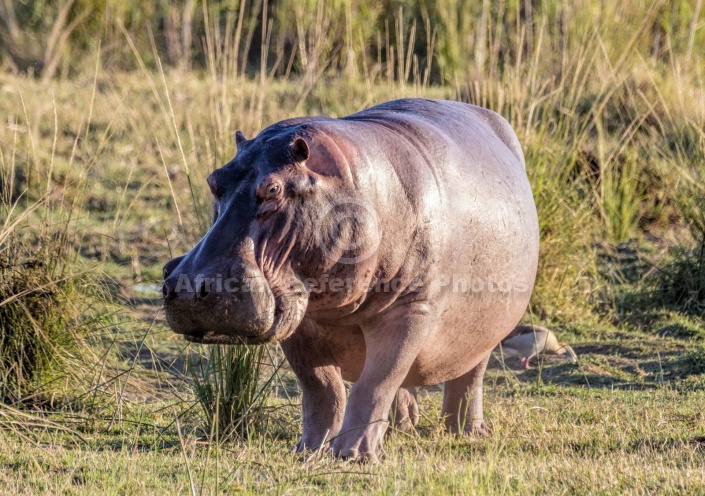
162;126;379;344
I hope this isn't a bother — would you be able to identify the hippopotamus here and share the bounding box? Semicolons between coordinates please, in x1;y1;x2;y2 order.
162;98;539;461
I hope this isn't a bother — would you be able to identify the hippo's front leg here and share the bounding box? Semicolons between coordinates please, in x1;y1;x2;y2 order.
281;325;346;452
331;303;436;462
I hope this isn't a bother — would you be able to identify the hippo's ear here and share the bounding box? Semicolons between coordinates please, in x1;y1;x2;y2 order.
235;131;247;149
290;137;310;163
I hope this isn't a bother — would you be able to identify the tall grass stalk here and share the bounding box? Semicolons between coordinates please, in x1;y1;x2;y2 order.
598;157;645;245
189;344;274;440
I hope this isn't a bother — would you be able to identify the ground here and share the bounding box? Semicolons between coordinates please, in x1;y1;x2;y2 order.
1;375;704;494
1;292;704;494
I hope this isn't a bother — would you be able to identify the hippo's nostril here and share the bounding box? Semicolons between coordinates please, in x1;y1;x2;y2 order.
197;282;210;299
162;281;176;300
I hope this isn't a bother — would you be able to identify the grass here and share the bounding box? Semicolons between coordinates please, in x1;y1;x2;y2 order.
189;344;274;441
0;170;112;406
0;0;705;493
0;381;703;493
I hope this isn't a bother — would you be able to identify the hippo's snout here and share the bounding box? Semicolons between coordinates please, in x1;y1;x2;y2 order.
162;255;277;343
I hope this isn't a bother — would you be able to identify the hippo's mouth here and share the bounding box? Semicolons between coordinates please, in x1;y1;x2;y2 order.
178;291;307;345
183;332;272;345
181;310;280;345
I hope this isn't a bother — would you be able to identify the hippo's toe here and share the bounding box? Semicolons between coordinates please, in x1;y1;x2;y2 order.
465;420;493;437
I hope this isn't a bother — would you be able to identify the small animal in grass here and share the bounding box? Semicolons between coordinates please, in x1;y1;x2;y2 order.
498;324;578;370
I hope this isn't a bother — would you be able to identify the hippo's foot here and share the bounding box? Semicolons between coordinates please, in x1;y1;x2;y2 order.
330;421;386;463
389;387;420;433
292;400;344;454
294;431;332;453
465;419;492;437
293;414;344;454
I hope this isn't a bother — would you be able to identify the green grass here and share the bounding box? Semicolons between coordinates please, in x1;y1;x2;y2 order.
0;193;114;406
0;380;703;493
189;344;274;441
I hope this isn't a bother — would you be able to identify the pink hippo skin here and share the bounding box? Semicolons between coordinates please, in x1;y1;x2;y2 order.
162;99;539;462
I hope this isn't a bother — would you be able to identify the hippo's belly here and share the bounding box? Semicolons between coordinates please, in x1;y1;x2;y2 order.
330;294;532;387
320;288;529;387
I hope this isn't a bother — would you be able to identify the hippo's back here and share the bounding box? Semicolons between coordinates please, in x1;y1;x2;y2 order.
345;98;525;169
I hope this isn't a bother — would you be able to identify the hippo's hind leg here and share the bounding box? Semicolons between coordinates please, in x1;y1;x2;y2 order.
441;353;492;436
390;387;420;433
280;325;346;452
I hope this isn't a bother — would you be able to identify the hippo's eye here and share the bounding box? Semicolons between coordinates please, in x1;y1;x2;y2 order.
256;178;283;204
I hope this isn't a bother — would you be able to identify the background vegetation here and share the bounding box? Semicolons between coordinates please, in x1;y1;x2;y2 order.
0;0;704;493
